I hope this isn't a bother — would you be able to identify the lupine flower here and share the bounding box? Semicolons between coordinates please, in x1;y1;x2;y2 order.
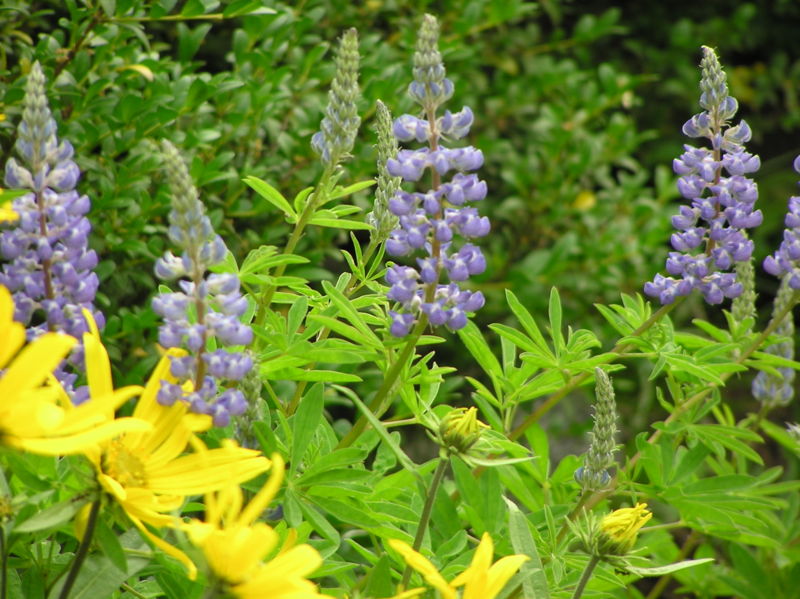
384;14;488;337
752;278;795;408
598;503;652;556
153;141;253;427
183;453;328;598
389;532;528;599
79;314;271;579
763;155;800;288
1;62;102;397
645;47;762;305
575;368;618;492
0;286;148;455
366;100;401;243
311;28;361;167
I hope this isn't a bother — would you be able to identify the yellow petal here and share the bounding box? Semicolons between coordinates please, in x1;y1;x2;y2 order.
0;287;25;368
82;309;114;400
129;513;198;580
238;453;284;527
0;333;75;398
146;450;270;496
13;417;152;456
481;555;530;599
388;540;456;599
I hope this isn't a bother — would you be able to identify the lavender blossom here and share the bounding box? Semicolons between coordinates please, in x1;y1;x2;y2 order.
311;28;361;167
645;46;762;305
1;62;102;397
153;140;253;427
383;14;488;337
763;155;800;288
575;368;618;492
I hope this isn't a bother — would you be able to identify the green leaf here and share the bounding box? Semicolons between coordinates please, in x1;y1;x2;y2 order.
321;281;382;347
15;495;91;533
242;176;296;220
47;530;150;599
506;290;552;356
329;179;376;200
625;558;714;577
548;288;564;353
290;383;324;473
457;321;503;380
348;393;420;479
308;216;372;230
294;186;315;213
507;499;550;599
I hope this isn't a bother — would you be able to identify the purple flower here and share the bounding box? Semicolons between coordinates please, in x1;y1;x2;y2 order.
0;62;103;399
383;15;489;337
152;141;252;427
645;47;761;306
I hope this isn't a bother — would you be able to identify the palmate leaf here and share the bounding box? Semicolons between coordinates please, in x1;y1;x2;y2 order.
507;499;550;599
242;175;297;221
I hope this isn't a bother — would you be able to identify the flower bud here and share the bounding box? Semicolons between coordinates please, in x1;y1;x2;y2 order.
439;407;488;454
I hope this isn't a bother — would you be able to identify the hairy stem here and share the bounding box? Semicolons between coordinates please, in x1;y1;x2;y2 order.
58;497;101;599
401;457;450;589
571;555;600;599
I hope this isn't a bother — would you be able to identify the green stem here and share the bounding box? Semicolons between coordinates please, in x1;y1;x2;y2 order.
58;497;101;599
571;555;600;599
254;166;335;329
336;314;429;449
285;239;380;416
400;458;450;589
0;527;7;599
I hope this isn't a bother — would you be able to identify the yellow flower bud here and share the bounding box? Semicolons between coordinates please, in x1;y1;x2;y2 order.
598;502;652;555
439;407;488;454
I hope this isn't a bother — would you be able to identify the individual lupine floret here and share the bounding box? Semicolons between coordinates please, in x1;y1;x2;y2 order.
311;28;360;167
152;141;253;427
645;47;762;305
764;155;800;288
752;275;796;408
1;61;102;398
383;14;488;337
575;368;618;492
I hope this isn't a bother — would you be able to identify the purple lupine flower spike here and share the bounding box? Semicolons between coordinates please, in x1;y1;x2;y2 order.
763;155;800;289
1;62;102;400
645;46;762;305
153;140;253;427
383;14;487;337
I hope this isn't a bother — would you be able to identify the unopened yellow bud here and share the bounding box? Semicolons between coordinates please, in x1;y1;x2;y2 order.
598;502;652;555
439;407;488;454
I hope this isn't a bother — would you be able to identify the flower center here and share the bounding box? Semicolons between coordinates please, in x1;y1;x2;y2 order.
103;439;147;488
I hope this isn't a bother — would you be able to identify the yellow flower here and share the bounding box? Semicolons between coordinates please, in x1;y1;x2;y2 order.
439;407;488;454
78;311;271;579
0;200;17;223
0;286;148;454
598;502;652;555
183;453;328;598
389;533;529;599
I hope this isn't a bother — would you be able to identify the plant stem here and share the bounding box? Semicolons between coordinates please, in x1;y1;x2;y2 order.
58;497;101;599
571;555;600;599
254;166;335;329
400;458;450;589
336;314;429;449
0;527;7;599
285;239;380;416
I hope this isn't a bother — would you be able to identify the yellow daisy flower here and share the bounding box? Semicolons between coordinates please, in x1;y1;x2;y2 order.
389;533;529;599
183;453;328;599
78;311;271;578
0;286;148;454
